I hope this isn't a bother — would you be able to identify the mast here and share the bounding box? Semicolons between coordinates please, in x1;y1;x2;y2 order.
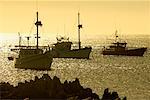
18;32;21;47
35;12;42;49
25;36;31;47
115;30;118;42
78;12;82;49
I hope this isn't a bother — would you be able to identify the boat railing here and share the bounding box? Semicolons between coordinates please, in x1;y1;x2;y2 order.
11;45;51;53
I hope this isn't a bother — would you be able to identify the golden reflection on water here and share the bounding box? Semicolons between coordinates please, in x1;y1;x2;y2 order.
0;36;150;100
0;48;150;100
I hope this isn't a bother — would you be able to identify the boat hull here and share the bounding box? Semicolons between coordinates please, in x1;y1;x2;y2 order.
15;51;53;70
52;47;92;59
102;47;147;56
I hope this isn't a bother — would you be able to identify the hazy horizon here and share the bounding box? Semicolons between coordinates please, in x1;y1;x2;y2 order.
0;0;150;41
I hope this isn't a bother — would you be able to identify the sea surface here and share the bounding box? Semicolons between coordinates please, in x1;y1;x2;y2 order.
0;34;150;100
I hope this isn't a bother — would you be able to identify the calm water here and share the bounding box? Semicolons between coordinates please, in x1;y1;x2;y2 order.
0;34;150;100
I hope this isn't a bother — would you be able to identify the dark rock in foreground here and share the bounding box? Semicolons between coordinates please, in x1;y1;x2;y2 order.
102;88;127;100
0;74;126;100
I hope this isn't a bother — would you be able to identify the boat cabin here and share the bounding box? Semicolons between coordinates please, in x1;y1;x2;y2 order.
19;49;43;58
53;37;72;51
106;42;127;51
111;42;127;48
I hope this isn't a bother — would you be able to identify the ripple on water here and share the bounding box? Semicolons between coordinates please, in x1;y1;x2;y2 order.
0;48;150;100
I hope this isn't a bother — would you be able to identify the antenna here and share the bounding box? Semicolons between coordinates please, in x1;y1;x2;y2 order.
25;36;31;47
115;30;118;42
35;12;42;49
18;32;21;47
78;12;82;49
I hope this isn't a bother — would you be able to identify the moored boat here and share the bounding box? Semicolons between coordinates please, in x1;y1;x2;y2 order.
14;12;53;70
52;12;92;59
102;31;147;56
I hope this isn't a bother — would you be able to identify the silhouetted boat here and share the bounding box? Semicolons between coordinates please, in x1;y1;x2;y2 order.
102;31;147;56
14;12;53;70
52;13;92;59
8;56;14;61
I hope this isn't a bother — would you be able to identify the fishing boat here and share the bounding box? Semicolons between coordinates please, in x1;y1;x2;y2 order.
102;30;147;56
52;12;92;59
14;12;53;70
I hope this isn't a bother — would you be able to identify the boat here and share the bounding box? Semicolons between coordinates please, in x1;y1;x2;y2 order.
102;30;147;56
14;12;53;70
52;12;92;59
8;56;14;61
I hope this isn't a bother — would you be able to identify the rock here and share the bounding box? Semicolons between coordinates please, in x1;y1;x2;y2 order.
101;88;125;100
0;74;125;100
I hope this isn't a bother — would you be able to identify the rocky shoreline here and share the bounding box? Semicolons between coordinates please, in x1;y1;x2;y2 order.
0;74;126;100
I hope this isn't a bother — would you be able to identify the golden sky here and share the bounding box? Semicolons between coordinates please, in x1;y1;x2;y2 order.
0;0;150;40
